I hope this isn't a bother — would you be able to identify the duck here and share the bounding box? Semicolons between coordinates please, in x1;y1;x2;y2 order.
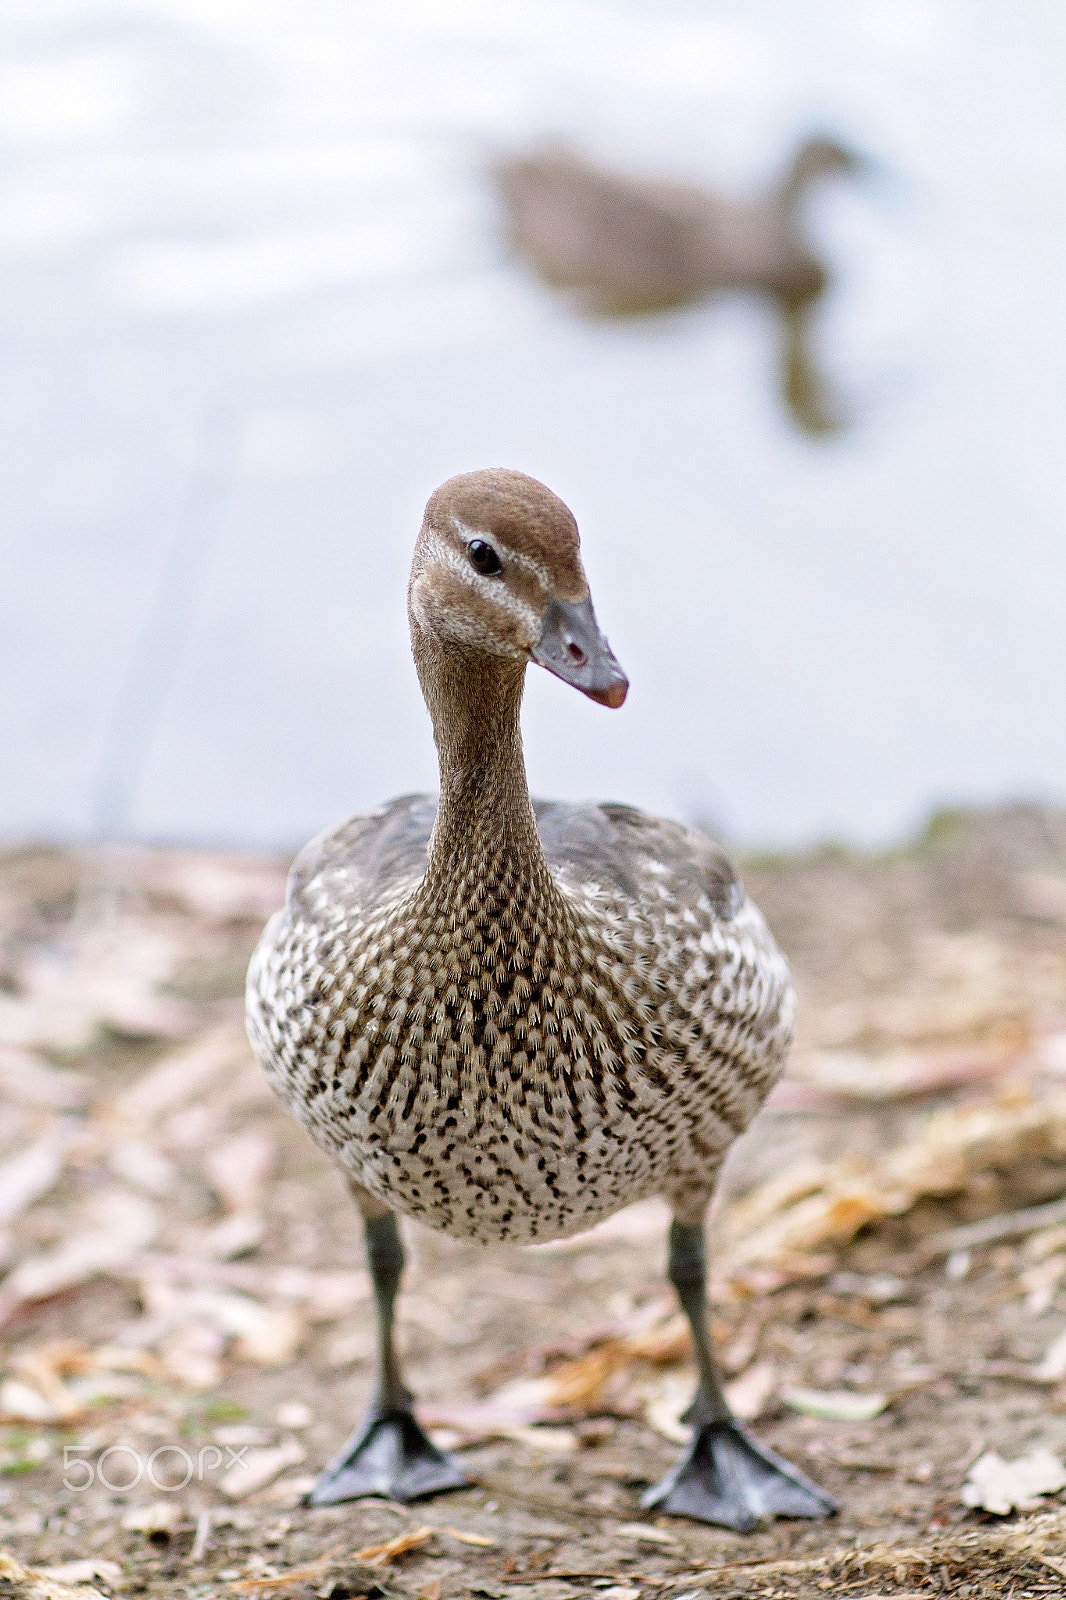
246;468;836;1531
493;137;864;434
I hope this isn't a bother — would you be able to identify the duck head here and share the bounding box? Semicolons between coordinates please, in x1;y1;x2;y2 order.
409;468;628;709
790;135;864;187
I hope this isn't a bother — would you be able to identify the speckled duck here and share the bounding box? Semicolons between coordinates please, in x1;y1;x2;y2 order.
493;139;865;435
247;469;836;1530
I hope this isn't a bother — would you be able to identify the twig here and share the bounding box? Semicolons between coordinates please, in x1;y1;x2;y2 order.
531;1574;639;1583
191;1508;211;1562
473;1473;614;1525
686;1504;1066;1586
230;1545;343;1592
917;1194;1066;1260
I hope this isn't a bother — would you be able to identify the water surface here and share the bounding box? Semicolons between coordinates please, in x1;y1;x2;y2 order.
2;0;1064;847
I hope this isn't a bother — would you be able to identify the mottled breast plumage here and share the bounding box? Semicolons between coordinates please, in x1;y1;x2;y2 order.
247;795;794;1244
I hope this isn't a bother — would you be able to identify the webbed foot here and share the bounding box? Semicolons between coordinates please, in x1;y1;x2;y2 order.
642;1418;837;1532
308;1407;468;1505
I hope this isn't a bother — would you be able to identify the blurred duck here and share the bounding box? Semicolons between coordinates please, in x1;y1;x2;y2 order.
248;468;837;1531
494;137;864;434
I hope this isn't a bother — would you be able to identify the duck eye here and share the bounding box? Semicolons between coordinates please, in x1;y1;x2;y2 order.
468;539;502;576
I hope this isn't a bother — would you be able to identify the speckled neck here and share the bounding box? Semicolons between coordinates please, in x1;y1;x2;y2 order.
411;628;548;892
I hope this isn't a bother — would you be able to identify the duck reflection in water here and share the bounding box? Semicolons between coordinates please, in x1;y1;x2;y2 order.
494;136;866;436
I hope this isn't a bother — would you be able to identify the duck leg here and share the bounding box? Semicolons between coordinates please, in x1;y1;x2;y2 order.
309;1198;467;1505
780;302;846;437
642;1218;836;1531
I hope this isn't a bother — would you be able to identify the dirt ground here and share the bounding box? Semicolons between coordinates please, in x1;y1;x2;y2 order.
1;804;1066;1599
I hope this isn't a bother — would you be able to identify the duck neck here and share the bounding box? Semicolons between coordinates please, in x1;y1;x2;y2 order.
413;630;546;884
778;150;818;213
777;171;805;213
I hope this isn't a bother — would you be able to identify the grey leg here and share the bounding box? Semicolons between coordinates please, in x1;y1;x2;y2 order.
365;1213;410;1410
667;1219;732;1425
642;1219;837;1530
309;1206;467;1505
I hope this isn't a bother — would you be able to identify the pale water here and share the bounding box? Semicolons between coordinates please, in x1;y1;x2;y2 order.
2;0;1065;848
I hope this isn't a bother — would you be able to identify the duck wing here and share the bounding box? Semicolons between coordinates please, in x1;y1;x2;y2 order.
532;799;743;923
287;793;437;920
284;794;742;930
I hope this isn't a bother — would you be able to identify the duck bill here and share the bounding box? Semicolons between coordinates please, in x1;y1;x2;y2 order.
532;597;629;709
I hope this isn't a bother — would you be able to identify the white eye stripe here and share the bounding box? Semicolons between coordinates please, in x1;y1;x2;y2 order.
452;519;552;590
422;532;542;635
492;587;542;634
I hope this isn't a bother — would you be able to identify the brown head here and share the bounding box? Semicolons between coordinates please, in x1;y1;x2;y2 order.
790;135;864;187
409;468;628;708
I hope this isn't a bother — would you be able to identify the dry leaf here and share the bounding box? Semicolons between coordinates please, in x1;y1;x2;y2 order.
117;1253;368;1313
122;1500;181;1535
1026;1223;1066;1262
0;1189;160;1326
105;1026;250;1131
213;1425;275;1447
1035;1328;1066;1383
283;1266;369;1315
443;1528;495;1547
1018;872;1066;924
643;1371;693;1445
714;1087;1066;1292
139;853;286;923
38;1562;121;1586
248;1472;316;1506
133;1280;304;1367
1021;1255;1066;1315
221;1439;306;1500
780;1387;888;1422
962;1448;1066;1514
91;1344;162;1375
233;1303;304;1366
3;1342;100;1422
108;1139;177;1197
476;1306;703;1431
723;1360;778;1422
1039;1033;1066;1074
354;1526;434;1564
498;1425;579;1454
228;1545;342;1592
157;1320;225;1390
197;1212;266;1262
4;924;193;1049
802;932;1026;1052
275;1400;313;1429
422;1377;556;1436
0;1549;105;1600
0;1048;89;1111
287;1269;371;1321
205;1129;276;1215
0;1379;64;1423
14;1341;89;1386
545;1342;625;1411
625;1312;692;1365
0;1125;82;1225
785;1042;1025;1103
